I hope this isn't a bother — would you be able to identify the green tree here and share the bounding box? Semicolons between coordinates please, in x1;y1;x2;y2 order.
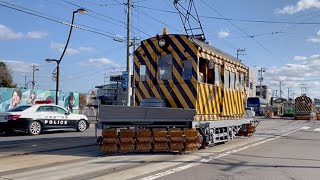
0;61;16;88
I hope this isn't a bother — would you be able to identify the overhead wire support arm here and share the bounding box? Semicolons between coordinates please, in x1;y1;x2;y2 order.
173;0;206;41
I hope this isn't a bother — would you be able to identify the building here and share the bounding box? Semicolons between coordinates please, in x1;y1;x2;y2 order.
256;85;272;102
245;69;257;97
95;71;133;106
96;83;126;106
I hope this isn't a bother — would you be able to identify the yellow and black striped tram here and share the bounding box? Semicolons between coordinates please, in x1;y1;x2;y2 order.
97;30;256;153
294;94;313;120
133;30;248;121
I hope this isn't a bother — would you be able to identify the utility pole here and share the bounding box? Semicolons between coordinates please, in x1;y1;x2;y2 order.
24;75;27;89
126;0;131;106
300;83;307;95
237;48;246;60
258;67;266;98
287;87;290;100
279;81;283;99
131;37;138;106
31;65;39;89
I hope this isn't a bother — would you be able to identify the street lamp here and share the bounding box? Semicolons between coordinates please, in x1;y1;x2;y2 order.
45;59;59;104
45;8;86;105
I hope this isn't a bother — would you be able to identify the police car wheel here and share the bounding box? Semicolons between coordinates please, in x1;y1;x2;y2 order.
28;121;42;135
77;120;87;132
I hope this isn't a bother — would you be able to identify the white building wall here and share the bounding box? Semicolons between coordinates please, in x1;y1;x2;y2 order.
246;69;257;97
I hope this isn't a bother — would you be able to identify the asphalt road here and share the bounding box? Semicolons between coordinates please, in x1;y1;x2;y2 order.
138;120;320;180
0;127;99;158
0;119;317;180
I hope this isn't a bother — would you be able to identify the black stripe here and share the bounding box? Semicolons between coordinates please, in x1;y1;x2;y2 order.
169;37;197;98
146;39;163;85
144;80;155;98
163;82;183;108
175;35;198;79
171;63;194;109
134;61;140;84
185;80;197;101
136;86;146;100
154;84;170;107
199;84;205;114
135;91;140;106
140;42;157;82
134;52;153;98
204;84;210;114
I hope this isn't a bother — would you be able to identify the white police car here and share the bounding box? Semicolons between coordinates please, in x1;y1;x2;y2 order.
0;102;89;135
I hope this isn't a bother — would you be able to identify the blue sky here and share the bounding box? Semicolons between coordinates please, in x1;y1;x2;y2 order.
1;0;320;99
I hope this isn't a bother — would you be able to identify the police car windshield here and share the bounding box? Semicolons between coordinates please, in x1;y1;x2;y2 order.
6;105;32;112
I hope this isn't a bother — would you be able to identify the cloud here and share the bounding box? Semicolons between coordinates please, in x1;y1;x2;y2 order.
275;0;320;14
310;54;320;59
78;47;94;52
218;30;230;38
307;38;320;43
293;56;307;61
78;58;118;67
0;24;48;40
307;30;320;43
263;55;320;98
1;60;39;74
50;42;94;55
306;30;320;43
25;31;48;39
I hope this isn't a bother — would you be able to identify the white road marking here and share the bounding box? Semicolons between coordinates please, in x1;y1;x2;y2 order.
300;126;310;130
139;125;307;180
313;128;320;132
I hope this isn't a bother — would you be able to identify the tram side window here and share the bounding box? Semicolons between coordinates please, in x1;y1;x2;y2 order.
224;70;230;88
140;64;147;81
207;63;215;85
240;73;244;88
158;54;172;80
235;72;240;89
182;60;192;80
215;65;221;85
230;72;235;89
199;58;207;83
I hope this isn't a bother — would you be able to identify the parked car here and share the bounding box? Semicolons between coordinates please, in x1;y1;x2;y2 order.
245;107;256;119
0;104;89;135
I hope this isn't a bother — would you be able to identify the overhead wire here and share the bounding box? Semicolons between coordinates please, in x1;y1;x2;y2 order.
59;0;152;38
131;0;284;85
0;1;118;39
1;3;129;81
198;0;300;81
1;0;139;83
60;0;127;27
227;31;285;39
135;4;320;25
200;15;320;25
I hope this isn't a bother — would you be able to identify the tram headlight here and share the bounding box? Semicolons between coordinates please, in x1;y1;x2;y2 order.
158;38;166;47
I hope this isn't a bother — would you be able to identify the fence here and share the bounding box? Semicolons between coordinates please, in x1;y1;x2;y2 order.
79;107;98;123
